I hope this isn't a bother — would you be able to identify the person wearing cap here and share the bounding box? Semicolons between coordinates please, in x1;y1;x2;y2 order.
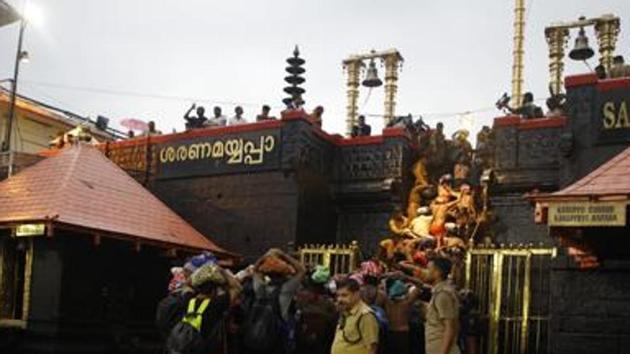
378;272;424;354
295;265;337;354
425;257;460;354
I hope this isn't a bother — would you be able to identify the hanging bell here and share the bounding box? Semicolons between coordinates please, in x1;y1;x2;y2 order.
362;60;383;88
569;27;595;61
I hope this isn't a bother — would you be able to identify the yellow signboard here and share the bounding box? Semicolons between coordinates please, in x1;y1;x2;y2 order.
548;202;627;227
15;224;46;237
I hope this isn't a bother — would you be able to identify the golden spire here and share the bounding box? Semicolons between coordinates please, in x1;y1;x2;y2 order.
511;0;526;108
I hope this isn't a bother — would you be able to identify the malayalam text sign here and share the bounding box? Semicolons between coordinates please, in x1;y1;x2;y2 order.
548;201;627;227
156;129;281;179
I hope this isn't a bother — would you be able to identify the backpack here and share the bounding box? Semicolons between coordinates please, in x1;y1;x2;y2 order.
156;292;190;338
166;298;211;354
241;285;284;351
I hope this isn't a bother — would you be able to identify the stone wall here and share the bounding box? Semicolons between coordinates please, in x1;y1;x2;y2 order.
140;113;413;261
490;193;551;246
550;256;630;354
153;171;301;261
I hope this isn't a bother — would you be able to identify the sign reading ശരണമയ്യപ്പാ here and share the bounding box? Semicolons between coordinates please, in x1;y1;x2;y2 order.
548;201;627;227
156;129;281;179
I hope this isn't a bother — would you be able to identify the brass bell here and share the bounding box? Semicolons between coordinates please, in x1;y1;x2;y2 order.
362;59;383;88
569;27;595;61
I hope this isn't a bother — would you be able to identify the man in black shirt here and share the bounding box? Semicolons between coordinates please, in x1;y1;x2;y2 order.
351;115;372;137
184;103;209;129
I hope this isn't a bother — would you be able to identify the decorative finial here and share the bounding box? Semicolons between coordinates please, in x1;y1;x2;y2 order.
283;45;306;108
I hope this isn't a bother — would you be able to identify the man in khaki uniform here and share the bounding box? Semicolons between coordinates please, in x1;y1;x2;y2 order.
425;257;460;354
331;278;379;354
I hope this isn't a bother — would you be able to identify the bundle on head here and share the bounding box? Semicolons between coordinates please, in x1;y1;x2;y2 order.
191;264;226;294
257;255;295;276
311;265;331;284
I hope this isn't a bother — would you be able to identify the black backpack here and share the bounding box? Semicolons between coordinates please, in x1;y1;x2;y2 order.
156;292;190;339
241;285;284;351
166;298;212;354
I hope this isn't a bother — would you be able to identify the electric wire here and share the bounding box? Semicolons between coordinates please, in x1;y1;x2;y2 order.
22;80;285;110
20;79;547;130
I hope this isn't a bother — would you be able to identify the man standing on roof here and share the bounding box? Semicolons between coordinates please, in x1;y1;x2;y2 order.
184;103;209;129
229;106;248;125
256;105;276;121
351;115;372;137
143;121;162;136
310;106;324;128
205;106;227;127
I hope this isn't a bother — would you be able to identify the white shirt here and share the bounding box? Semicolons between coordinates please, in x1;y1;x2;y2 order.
229;116;247;125
205;115;227;127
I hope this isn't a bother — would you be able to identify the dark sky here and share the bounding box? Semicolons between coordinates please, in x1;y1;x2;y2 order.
1;0;629;137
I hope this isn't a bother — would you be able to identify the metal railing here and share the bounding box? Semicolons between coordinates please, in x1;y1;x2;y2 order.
465;245;557;354
298;241;360;275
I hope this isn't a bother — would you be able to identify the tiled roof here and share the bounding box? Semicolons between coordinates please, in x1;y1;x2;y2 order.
551;146;630;198
0;143;235;257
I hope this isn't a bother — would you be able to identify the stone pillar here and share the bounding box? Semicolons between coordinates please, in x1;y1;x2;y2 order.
545;27;569;96
594;15;620;74
344;60;361;137
383;54;400;126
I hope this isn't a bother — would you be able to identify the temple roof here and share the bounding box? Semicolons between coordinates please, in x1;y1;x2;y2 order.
537;146;630;201
0;143;235;257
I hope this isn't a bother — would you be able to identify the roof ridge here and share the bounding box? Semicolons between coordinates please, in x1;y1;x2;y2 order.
49;144;83;216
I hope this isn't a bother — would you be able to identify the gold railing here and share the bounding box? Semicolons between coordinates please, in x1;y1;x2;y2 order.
298;241;360;275
465;245;557;354
0;236;33;329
